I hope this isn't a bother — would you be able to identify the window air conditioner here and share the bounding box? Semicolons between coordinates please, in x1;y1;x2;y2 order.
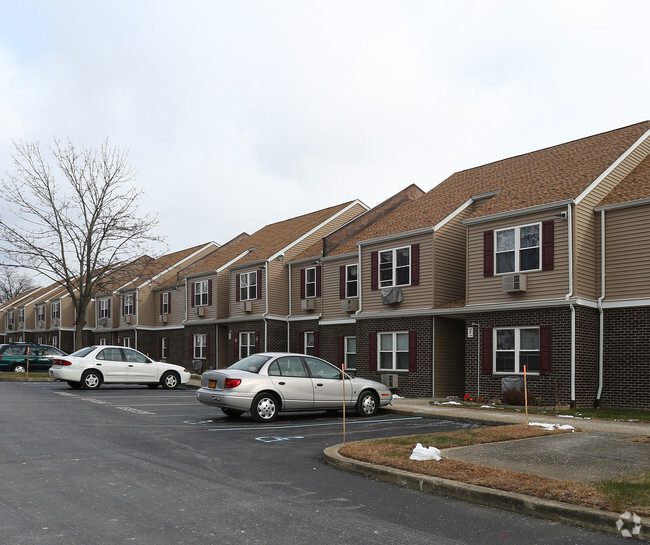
18;321;25;329
52;319;59;326
159;314;168;323
341;298;359;313
380;374;398;388
195;306;205;317
381;287;403;305
124;315;132;324
502;274;527;293
38;320;44;329
98;318;107;326
301;299;315;311
240;301;252;312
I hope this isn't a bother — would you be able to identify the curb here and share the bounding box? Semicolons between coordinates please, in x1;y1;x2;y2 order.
0;377;55;382
323;444;649;540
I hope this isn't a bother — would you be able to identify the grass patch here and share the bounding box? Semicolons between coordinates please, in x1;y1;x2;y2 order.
0;371;50;379
339;425;649;516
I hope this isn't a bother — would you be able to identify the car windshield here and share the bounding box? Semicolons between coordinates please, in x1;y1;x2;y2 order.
70;346;97;358
228;354;271;373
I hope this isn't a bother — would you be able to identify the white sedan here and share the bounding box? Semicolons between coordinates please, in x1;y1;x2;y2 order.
49;345;191;390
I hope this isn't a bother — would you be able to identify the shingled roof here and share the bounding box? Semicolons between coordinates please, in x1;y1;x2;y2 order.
598;155;650;207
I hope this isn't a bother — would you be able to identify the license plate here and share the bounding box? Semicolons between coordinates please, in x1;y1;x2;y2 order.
208;380;217;389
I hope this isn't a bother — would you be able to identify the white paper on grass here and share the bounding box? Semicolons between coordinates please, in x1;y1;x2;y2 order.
529;422;575;432
410;443;442;461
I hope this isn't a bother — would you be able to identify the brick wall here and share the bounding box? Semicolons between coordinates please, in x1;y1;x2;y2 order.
319;323;358;371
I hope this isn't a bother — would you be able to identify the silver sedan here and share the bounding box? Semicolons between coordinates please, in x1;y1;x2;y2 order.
196;352;392;422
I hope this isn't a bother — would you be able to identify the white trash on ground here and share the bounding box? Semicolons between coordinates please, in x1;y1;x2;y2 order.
529;422;575;432
410;443;442;461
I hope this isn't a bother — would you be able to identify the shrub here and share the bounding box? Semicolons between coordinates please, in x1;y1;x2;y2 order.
502;386;535;406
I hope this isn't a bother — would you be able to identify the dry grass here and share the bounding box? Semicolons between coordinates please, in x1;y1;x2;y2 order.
628;436;650;443
339;425;649;516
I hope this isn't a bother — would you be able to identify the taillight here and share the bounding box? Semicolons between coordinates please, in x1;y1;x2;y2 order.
224;378;241;388
53;359;72;366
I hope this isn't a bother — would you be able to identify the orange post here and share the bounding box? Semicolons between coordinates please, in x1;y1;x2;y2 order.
26;346;30;379
342;362;346;444
523;365;528;425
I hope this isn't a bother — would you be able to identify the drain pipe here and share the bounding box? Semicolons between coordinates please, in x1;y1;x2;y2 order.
596;210;606;407
564;203;576;408
471;323;481;399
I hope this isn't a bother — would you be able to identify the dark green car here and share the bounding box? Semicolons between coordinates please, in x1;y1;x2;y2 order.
0;343;67;373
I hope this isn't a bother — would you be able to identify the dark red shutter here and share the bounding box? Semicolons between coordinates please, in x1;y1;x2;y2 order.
408;330;417;372
483;231;494;277
337;336;344;368
300;268;306;299
371;251;378;291
208;280;213;306
314;331;319;357
316;266;322;297
167;292;171;314
189;337;193;358
159;337;163;359
133;293;137;314
369;332;377;369
540;325;551;375
122;296;125;316
298;331;304;353
339;266;346;299
255;331;260;353
481;328;493;374
234;334;239;360
191;283;195;307
411;244;420;286
108;299;111;317
257;269;263;300
160;294;163;314
206;333;211;358
542;221;554;271
235;274;240;302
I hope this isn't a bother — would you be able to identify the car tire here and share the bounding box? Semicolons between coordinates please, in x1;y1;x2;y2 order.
67;381;81;389
251;392;279;422
81;370;102;390
160;371;180;389
12;364;26;373
356;391;378;417
221;408;244;418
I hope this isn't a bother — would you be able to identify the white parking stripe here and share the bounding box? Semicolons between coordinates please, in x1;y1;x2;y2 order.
207;416;422;432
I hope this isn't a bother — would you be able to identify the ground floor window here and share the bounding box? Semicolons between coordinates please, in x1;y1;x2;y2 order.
51;336;58;348
99;338;107;346
495;327;540;373
378;332;409;370
304;331;315;356
194;334;207;359
161;337;169;360
344;336;356;370
123;337;132;348
37;336;43;344
239;332;255;359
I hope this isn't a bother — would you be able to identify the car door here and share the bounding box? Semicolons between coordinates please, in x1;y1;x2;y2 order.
123;348;157;382
303;356;353;409
28;346;51;371
267;356;314;410
94;347;128;381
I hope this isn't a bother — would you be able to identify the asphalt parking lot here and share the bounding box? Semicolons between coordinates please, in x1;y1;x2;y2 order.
1;382;628;545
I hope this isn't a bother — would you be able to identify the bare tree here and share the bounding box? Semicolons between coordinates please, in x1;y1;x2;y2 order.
0;266;37;303
0;138;164;349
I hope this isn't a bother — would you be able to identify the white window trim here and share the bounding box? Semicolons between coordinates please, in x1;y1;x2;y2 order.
494;222;542;275
493;326;540;375
18;308;24;323
123;337;132;348
377;331;410;371
99;338;107;346
194;333;207;359
195;280;209;307
161;337;168;359
161;292;169;315
240;272;257;301
344;336;356;370
51;336;58;348
51;301;60;320
7;312;14;325
378;246;411;288
37;305;45;322
304;331;315;355
124;294;135;316
99;299;110;319
305;267;317;299
239;331;255;359
345;264;358;299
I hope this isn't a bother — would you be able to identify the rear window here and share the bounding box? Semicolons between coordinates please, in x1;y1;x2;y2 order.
3;346;27;355
70;346;96;358
228;355;271;373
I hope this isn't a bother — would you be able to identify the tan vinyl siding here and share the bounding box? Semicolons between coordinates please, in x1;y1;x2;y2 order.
137;287;155;326
434;317;465;397
603;204;650;300
322;257;358;320
267;260;289;316
467;209;569;305
361;232;433;313
217;272;230;319
574;135;650;298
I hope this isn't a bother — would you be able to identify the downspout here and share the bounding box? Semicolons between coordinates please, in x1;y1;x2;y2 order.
564;203;576;408
263;260;270;351
354;247;363;317
134;288;139;351
431;316;435;397
286;261;292;351
596;209;606;407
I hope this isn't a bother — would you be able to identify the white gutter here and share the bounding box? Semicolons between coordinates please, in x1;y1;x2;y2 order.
562;202;577;407
263;260;270;351
286;262;292;350
596;209;606;405
354;247;363;317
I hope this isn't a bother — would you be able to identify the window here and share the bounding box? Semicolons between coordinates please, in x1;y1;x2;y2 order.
99;338;107;346
194;333;207;359
344;336;356;370
37;305;45;322
51;336;58;348
304;356;341;379
346;265;358;298
268;356;307;377
304;267;316;298
379;247;410;287
123;337;132;348
123;348;148;363
37;337;43;344
161;292;169;315
123;294;135;316
18;308;24;324
161;337;169;360
7;311;14;326
239;272;257;301
99;299;110;319
51;301;60;320
495;327;540;373
304;332;315;356
239;332;255;359
378;332;409;370
495;223;540;274
194;280;208;306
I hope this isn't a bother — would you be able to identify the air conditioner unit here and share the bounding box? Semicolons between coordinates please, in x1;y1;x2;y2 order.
124;315;132;324
159;314;168;323
52;319;59;326
195;306;205;317
240;301;252;312
18;322;25;329
380;374;398;389
341;299;359;313
38;320;44;329
381;287;403;305
502;274;527;293
301;298;315;311
98;318;107;326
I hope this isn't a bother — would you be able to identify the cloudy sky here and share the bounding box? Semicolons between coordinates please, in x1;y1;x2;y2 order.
1;0;648;256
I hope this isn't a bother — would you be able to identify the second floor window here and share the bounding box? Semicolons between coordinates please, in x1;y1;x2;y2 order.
37;305;45;322
495;223;540;274
99;299;110;319
379;247;411;287
304;267;317;298
51;302;60;320
240;272;257;301
194;280;208;307
161;292;170;315
123;294;134;316
18;308;24;324
346;265;358;298
7;312;14;326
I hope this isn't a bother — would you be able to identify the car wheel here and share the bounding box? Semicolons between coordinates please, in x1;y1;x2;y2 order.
251;393;279;422
81;370;102;390
12;364;26;373
221;408;244;418
356;391;378;417
67;381;81;389
161;372;180;389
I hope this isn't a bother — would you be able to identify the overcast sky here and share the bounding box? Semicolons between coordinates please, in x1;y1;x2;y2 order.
1;0;648;257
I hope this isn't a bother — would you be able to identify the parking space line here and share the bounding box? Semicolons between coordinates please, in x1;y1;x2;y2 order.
207;416;422;432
